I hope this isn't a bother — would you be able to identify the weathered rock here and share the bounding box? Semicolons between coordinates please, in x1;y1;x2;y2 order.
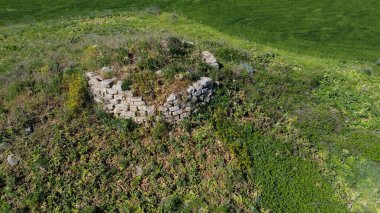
136;165;143;176
25;126;33;134
101;78;116;88
101;66;115;73
0;143;10;151
7;154;19;166
202;51;219;69
155;70;162;75
166;94;177;102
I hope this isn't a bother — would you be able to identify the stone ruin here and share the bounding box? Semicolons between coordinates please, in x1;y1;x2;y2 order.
86;51;219;124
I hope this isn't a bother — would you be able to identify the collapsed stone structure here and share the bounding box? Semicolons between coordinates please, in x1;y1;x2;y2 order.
86;73;215;124
86;50;219;124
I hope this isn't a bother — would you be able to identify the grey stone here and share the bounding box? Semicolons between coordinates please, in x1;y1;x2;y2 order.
180;112;191;119
134;117;147;124
94;97;103;103
172;110;183;116
120;111;135;118
104;94;114;100
109;99;121;105
86;72;95;78
202;51;219;69
201;88;208;95
166;94;177;102
101;78;116;88
138;106;147;111
130;106;138;112
89;78;100;86
106;88;118;95
136;165;143;176
101;66;115;73
199;77;213;87
169;106;180;112
184;106;193;112
146;106;156;115
0;143;10;151
124;91;134;98
94;76;103;81
105;104;115;111
158;106;167;112
194;89;202;96
7;154;19;166
25;126;33;134
133;101;145;106
114;95;123;101
187;86;195;94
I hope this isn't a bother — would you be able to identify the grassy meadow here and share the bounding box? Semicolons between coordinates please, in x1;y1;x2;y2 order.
0;1;379;212
1;0;380;61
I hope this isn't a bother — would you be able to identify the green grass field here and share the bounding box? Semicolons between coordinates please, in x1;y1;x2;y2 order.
0;1;379;212
1;0;380;61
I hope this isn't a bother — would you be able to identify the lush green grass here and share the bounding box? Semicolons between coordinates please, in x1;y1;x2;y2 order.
0;4;379;212
1;0;380;61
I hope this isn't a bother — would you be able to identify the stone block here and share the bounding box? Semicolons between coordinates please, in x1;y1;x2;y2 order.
101;78;116;88
180;112;191;119
129;97;143;102
134;117;147;124
86;72;95;78
169;106;180;112
138;105;147;111
104;94;114;100
172;110;183;116
105;104;115;111
109;99;121;105
114;95;123;101
94;75;103;81
187;86;195;94
120;111;135;118
201;88;208;95
123;91;134;98
130;106;138;112
106;88;118;95
166;94;177;102
133;101;145;106
94;97;103;103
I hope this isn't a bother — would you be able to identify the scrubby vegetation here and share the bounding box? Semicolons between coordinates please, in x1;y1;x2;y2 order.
0;3;379;213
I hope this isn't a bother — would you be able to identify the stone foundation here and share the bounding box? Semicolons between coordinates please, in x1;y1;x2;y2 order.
86;72;215;124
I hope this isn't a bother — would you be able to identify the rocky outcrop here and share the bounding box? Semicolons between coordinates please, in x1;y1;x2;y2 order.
202;51;219;69
86;72;215;124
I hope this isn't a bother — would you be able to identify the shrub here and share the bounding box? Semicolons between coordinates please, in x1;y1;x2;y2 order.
131;71;159;101
81;46;99;70
121;79;133;91
160;194;183;212
4;80;34;101
167;36;190;57
63;70;88;114
216;47;249;62
151;120;170;141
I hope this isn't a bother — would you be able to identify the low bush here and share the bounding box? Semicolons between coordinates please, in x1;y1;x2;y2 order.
151;120;170;141
121;79;133;91
63;70;88;115
131;71;159;102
